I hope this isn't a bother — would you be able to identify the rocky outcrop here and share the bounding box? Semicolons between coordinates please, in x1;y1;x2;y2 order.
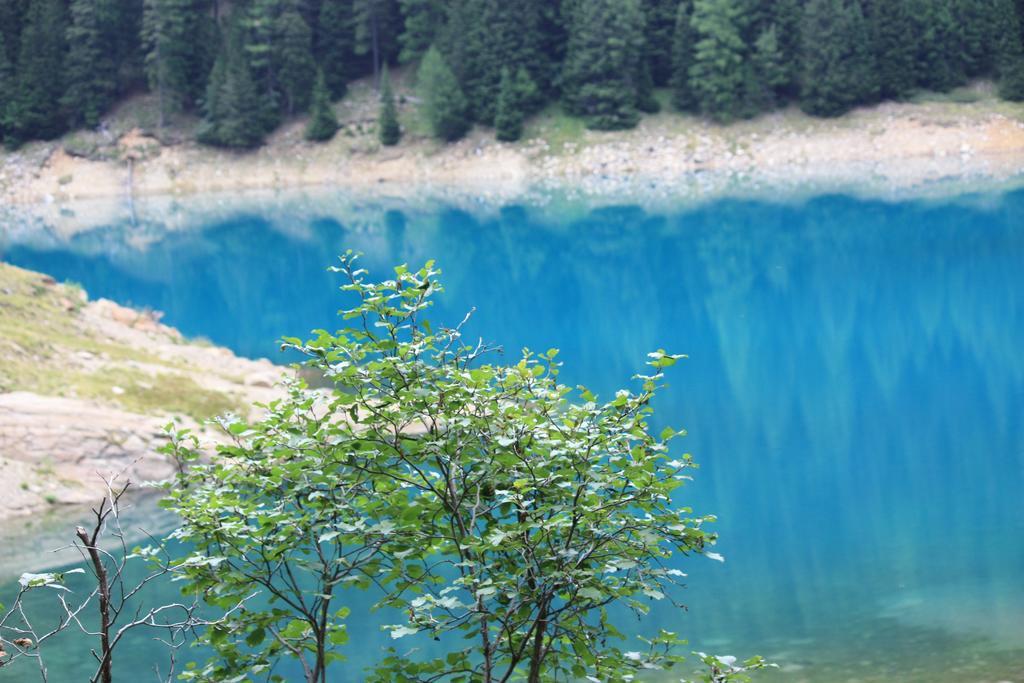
0;393;176;518
0;263;286;520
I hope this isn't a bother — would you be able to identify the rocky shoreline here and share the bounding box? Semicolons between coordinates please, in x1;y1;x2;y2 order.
0;264;283;522
2;86;1023;210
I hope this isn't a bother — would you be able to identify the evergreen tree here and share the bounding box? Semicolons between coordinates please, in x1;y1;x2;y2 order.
437;0;490;121
644;0;681;86
561;0;646;130
493;63;542;142
636;61;661;113
688;0;750;122
353;0;400;85
953;0;993;77
871;0;917;99
63;0;118;128
993;0;1024;99
994;0;1024;75
911;0;962;92
534;0;570;94
295;0;322;28
0;0;29;65
485;0;548;117
398;0;444;63
494;67;524;141
439;0;547;126
769;0;801;98
1000;57;1024;100
748;23;787;110
800;0;877;117
8;0;67;143
670;0;696;111
198;25;265;148
512;63;542;116
185;0;218;106
306;68;340;140
110;0;147;93
0;32;12;143
238;0;285;134
242;0;280;96
196;49;227;145
316;0;355;99
378;65;401;145
275;5;317;114
142;0;193;127
417;45;470;140
0;0;1014;147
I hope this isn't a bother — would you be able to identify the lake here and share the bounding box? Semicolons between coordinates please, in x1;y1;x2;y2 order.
1;187;1023;681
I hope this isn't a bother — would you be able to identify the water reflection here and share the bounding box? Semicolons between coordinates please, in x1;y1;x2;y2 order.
2;189;1023;681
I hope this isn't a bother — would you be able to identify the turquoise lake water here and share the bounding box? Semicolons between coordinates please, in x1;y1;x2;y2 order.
1;188;1023;681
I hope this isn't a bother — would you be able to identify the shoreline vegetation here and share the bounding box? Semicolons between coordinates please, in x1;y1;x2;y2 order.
2;79;1023;210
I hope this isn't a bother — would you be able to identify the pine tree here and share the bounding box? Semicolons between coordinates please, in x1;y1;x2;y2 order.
688;0;750;122
63;0;118;128
185;0;218;106
317;0;356;99
238;0;285;133
306;68;340;140
1000;57;1024;100
353;0;400;86
644;0;682;86
994;0;1024;75
397;0;444;63
953;0;992;77
561;0;646;130
871;0;917;99
109;0;147;94
198;24;265;148
196;49;227;145
911;0;962;92
670;0;696;111
0;32;12;143
849;0;880;101
534;0;570;94
993;0;1024;99
436;0;487;121
142;0;193;128
242;0;280;97
513;64;542;116
8;0;67;143
494;67;524;141
748;23;787;110
439;0;547;126
800;0;877;117
485;0;548;119
378;65;401;145
276;5;317;114
769;0;801;98
417;45;470;140
493;63;541;142
0;0;29;65
636;61;661;113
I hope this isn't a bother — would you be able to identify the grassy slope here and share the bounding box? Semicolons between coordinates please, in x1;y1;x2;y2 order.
0;263;239;421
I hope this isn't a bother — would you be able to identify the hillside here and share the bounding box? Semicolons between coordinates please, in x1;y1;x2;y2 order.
0;263;282;521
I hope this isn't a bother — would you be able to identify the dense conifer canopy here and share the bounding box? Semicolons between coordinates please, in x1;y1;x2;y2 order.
1;0;1023;146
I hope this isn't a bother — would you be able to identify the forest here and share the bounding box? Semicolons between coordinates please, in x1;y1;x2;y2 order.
1;0;1024;149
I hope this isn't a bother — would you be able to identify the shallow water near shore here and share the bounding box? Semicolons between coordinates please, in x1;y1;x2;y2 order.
1;187;1023;682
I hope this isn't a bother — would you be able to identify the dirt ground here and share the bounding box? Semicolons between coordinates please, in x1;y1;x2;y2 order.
2;81;1023;208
